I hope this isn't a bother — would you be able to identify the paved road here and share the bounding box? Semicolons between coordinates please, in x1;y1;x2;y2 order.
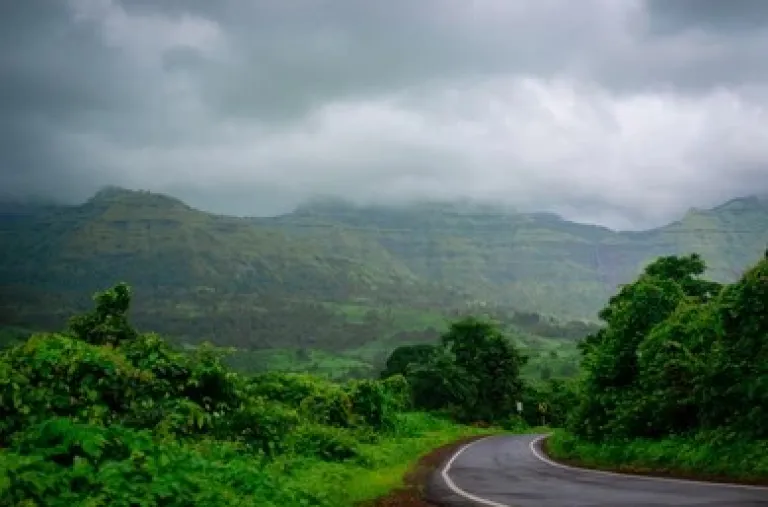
427;434;768;507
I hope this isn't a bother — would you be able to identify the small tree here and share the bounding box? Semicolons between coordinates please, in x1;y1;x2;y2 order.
441;317;527;422
381;317;528;423
68;283;137;346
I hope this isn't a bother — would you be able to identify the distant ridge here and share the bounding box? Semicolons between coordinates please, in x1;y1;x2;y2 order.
85;186;192;210
1;186;766;323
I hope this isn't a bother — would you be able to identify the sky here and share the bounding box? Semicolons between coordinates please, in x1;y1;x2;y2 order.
2;0;768;230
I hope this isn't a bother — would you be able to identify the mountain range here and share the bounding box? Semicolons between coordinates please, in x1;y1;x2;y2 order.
1;186;766;353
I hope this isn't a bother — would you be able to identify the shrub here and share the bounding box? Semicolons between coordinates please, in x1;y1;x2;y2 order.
299;387;354;428
217;398;299;455
347;379;398;431
290;424;360;461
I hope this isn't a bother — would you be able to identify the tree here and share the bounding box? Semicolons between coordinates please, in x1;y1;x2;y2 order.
635;300;722;436
643;253;721;301
406;347;473;411
379;344;436;379
390;317;528;422
712;257;768;437
568;253;767;443
442;317;527;421
571;255;702;439
68;282;137;346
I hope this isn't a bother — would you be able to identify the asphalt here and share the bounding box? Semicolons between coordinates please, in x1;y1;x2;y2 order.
426;434;768;507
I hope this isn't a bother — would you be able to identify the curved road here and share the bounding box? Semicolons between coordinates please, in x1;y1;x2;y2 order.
427;434;768;506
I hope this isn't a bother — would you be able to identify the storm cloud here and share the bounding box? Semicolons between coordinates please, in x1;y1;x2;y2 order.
2;0;768;229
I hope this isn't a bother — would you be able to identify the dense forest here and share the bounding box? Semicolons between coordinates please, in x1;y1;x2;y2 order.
547;252;768;482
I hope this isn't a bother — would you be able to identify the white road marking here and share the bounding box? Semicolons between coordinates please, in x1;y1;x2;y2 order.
441;433;768;507
530;434;768;492
441;435;510;506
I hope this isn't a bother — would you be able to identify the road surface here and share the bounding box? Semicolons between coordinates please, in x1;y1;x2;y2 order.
427;434;768;506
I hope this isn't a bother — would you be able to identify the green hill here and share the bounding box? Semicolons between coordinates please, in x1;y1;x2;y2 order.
0;188;467;359
0;187;425;300
261;195;768;318
1;187;766;367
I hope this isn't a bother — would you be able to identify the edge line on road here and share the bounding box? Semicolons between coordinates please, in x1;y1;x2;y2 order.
530;434;768;492
441;435;510;507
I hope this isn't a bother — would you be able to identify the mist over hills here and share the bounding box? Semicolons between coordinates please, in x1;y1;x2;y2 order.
0;186;766;354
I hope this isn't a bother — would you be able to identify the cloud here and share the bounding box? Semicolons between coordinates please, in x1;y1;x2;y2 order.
1;0;768;230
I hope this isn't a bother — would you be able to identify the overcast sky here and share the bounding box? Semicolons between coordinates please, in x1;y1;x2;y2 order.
2;0;768;229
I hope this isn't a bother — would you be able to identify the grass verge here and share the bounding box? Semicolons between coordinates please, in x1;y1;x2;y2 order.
278;413;502;506
545;429;768;486
358;434;488;506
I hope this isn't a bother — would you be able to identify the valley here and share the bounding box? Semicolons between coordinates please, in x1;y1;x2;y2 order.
1;187;766;379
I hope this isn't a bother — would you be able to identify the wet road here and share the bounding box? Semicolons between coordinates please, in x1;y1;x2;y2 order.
427;434;768;507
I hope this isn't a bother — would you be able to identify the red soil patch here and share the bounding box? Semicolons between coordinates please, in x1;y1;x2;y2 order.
357;435;486;507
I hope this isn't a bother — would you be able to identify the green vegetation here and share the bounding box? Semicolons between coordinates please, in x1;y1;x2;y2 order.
547;431;768;483
1;283;561;505
381;318;527;423
4;184;763;497
5;188;764;385
378;319;575;428
2;188;767;353
272;196;768;318
547;252;768;483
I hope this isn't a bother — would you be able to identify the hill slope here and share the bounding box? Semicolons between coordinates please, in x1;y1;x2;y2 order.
260;196;768;318
0;187;426;300
1;187;766;353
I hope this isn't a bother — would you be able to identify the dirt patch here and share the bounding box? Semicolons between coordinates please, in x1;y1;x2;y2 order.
357;435;487;507
540;437;768;487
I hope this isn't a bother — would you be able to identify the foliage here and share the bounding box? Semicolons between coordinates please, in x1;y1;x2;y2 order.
552;252;768;481
68;283;137;346
289;424;361;461
379;344;436;379
570;254;736;440
383;317;530;424
547;429;768;483
0;283;510;505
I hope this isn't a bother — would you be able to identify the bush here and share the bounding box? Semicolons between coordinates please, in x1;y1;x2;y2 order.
291;424;360;461
246;372;320;407
0;334;154;442
0;282;509;506
299;387;354;428
347;379;398;431
217;398;299;455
